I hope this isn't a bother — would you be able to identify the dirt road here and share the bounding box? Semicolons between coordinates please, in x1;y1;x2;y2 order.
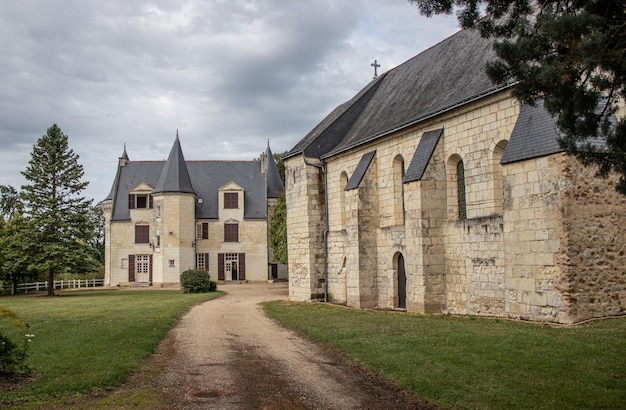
87;282;434;409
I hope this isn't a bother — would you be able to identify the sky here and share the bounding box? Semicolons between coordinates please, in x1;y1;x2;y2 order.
0;0;459;202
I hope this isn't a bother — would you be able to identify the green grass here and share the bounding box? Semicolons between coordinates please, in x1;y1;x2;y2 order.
264;302;626;410
0;289;221;407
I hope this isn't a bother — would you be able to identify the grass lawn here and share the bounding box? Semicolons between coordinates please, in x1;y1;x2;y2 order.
0;289;221;407
264;301;626;410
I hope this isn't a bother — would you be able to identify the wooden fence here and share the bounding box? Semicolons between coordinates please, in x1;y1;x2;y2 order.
14;279;105;293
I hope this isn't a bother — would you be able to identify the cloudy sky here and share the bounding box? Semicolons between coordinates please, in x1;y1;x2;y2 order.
0;0;459;202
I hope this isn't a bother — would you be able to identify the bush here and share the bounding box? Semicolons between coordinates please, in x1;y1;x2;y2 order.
0;307;32;377
180;269;212;293
209;280;217;292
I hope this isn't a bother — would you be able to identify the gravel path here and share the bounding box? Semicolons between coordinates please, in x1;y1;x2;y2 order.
85;282;434;409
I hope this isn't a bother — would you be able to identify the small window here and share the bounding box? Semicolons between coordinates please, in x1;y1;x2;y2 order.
224;192;238;209
129;194;153;209
196;253;208;271
196;222;209;240
457;160;467;220
155;235;160;248
224;223;239;242
169;259;175;267
135;225;150;244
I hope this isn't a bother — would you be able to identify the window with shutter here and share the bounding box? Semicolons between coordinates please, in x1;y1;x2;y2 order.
135;225;150;243
224;223;239;242
224;192;238;209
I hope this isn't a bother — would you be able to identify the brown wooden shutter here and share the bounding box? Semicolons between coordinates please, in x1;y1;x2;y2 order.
135;225;149;243
128;194;135;209
149;195;153;209
239;253;245;280
218;253;225;280
202;222;209;239
149;254;153;282
205;253;209;271
129;255;136;282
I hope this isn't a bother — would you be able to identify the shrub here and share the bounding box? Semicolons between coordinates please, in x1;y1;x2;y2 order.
0;307;32;377
209;280;217;292
180;269;212;293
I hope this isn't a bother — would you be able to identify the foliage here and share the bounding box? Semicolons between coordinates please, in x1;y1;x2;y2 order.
87;201;105;264
269;193;288;264
180;269;213;293
20;124;99;295
0;185;22;220
0;306;32;377
266;301;626;409
0;290;221;406
409;0;626;193
0;210;37;291
272;151;287;184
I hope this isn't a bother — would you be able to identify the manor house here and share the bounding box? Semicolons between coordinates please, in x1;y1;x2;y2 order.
284;28;626;323
103;137;285;287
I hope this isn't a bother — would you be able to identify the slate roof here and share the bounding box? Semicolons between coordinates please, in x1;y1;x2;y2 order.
345;151;376;190
106;139;277;221
500;102;564;164
286;28;506;160
403;129;444;182
153;136;195;194
265;143;285;198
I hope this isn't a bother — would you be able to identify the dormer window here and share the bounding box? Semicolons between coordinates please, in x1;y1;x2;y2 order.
129;194;153;209
224;192;238;209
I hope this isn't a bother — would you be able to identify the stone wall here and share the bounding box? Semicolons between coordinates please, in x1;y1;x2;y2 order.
558;155;626;322
285;155;326;300
285;89;626;323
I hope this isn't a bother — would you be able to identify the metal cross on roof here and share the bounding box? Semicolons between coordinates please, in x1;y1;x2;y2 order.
371;59;381;78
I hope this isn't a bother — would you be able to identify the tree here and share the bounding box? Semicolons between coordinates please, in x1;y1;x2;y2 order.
0;185;21;220
409;0;626;192
269;193;288;264
20;124;98;295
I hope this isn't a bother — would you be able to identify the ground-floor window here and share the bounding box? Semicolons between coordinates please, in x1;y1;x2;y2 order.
129;254;152;283
196;253;209;271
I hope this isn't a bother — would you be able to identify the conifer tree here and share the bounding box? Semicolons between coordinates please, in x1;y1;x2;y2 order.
409;0;626;192
20;124;97;295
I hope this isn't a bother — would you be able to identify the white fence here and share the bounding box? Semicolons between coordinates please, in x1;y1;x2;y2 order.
15;279;104;293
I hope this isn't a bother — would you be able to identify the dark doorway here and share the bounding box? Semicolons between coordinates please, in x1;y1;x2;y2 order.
231;261;238;281
270;263;278;279
398;253;406;309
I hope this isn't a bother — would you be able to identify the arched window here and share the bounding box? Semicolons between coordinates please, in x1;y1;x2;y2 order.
492;140;508;214
447;154;467;221
340;171;348;227
456;160;467;220
393;155;405;225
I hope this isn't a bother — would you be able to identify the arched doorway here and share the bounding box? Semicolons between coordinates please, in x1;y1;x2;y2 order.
397;253;406;309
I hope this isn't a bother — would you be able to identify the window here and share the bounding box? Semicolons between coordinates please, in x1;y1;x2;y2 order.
457;160;467;220
136;255;150;274
135;225;149;244
155;235;160;248
224;223;239;242
196;222;209;240
393;155;405;225
169;259;175;267
196;253;209;271
129;194;152;209
224;192;238;209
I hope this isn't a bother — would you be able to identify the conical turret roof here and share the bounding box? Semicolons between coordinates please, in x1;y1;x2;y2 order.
152;136;195;194
265;142;284;198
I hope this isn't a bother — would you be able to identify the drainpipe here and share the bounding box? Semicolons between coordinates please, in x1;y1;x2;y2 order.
302;152;329;302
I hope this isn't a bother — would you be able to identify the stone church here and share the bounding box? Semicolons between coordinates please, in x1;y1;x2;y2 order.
103;136;285;287
284;28;626;323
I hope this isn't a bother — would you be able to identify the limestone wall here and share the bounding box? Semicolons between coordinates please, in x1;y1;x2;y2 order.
558;155;626;322
286;89;626;323
285;155;326;300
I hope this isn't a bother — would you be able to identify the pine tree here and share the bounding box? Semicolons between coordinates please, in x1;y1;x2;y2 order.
409;0;626;192
20;124;97;295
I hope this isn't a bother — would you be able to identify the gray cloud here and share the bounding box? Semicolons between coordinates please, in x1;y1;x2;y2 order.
0;0;459;201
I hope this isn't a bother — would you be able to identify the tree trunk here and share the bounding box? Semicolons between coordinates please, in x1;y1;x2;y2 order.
47;269;55;296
